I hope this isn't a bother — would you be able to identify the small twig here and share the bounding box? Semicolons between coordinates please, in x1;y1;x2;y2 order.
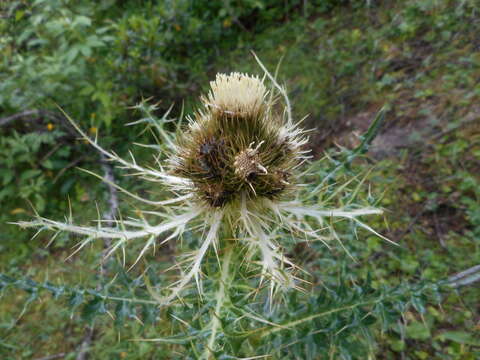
394;208;425;242
99;154;119;226
34;353;66;360
76;327;94;360
232;18;249;32
0;108;78;136
99;153;119;269
53;156;88;183
446;264;480;288
0;109;59;127
431;112;480;141
39;142;63;164
75;155;119;360
433;213;447;249
0;110;48;126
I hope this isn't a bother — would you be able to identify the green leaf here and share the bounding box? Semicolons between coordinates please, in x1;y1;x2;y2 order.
82;296;107;322
15;10;25;21
20;169;41;182
115;301;131;327
142;304;158;325
44;282;64;299
406;321;431;340
411;295;426;314
74;15;92;27
346;106;386;163
69;290;84;309
436;331;480;346
1;170;14;185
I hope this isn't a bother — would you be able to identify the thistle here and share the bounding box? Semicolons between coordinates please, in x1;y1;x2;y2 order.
17;66;386;311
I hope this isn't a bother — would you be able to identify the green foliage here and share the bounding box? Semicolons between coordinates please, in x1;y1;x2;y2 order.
1;0;324;126
0;271;445;359
1;0;115;122
0;271;158;327
0;126;73;249
0;130;65;213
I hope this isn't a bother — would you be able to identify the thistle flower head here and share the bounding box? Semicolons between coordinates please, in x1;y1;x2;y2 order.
17;66;386;307
172;72;306;209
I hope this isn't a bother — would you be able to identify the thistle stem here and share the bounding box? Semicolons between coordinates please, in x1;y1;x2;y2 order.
204;243;234;359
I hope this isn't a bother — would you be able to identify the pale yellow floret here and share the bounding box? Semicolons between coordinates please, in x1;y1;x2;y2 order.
203;72;267;116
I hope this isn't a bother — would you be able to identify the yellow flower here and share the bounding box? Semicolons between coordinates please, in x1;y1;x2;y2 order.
223;18;232;28
351;29;362;41
10;208;26;215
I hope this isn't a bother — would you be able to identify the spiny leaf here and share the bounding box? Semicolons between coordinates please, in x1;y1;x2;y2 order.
82;296;107;322
115;300;132;327
0;272;159;325
346;106;387;163
69;290;84;309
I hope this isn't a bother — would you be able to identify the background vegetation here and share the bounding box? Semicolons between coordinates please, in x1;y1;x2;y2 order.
1;0;479;359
